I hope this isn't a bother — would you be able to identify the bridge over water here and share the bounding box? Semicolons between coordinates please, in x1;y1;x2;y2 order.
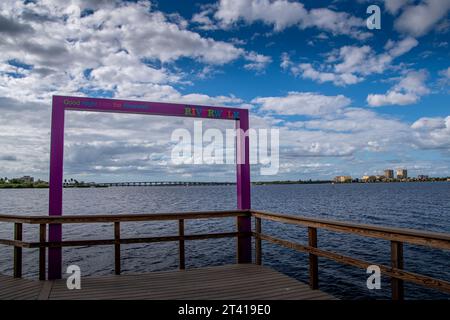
96;181;236;187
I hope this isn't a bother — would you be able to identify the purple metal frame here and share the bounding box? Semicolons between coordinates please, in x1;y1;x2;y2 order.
48;95;251;279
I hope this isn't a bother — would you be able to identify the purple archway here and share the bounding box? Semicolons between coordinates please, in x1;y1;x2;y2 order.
48;95;251;279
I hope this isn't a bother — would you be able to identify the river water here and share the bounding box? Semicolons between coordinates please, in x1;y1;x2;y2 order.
0;182;449;299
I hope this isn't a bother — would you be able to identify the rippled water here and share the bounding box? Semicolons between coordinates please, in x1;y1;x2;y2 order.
0;182;449;299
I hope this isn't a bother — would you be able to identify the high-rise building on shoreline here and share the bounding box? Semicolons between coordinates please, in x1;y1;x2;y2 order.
397;169;408;179
384;169;394;179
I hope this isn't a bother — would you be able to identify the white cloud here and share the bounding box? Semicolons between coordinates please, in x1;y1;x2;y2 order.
367;69;429;106
252;92;351;116
200;0;371;39
191;5;220;31
250;91;449;165
440;66;450;79
411;116;450;149
280;52;291;70
294;63;363;86
384;36;419;58
243;51;272;71
439;66;450;83
214;0;308;31
367;91;419;106
411;116;448;130
438;66;450;91
394;0;450;37
333;37;418;75
277;107;412;158
384;0;413;14
79;3;244;65
301;108;406;133
171;93;243;106
290;37;418;86
0;0;273;104
0;0;272;180
90;51;180;87
301;7;371;40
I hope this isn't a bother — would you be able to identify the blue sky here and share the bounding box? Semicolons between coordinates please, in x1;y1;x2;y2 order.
0;0;449;182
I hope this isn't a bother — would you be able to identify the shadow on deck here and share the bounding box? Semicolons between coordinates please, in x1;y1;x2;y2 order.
0;264;336;300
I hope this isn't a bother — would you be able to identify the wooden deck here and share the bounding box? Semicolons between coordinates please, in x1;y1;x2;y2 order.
0;264;336;300
0;274;46;300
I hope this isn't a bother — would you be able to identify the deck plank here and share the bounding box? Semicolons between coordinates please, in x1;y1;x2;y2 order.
0;274;44;300
1;265;336;300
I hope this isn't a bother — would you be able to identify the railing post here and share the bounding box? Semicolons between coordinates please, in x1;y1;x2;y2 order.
114;222;121;275
179;219;185;270
236;110;252;264
237;216;252;263
13;223;22;278
255;217;262;265
391;241;404;300
39;224;46;280
308;227;318;289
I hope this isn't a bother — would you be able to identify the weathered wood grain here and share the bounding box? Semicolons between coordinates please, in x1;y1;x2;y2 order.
257;232;450;294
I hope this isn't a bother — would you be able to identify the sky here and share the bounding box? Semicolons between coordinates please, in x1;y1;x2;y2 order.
0;0;449;182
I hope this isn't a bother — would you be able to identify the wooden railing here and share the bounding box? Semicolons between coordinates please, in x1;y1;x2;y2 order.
0;210;249;280
251;210;450;299
0;209;449;300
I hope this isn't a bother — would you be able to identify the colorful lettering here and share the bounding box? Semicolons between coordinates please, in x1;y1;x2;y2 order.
63;99;80;106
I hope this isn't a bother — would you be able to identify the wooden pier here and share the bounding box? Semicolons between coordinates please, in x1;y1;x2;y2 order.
0;264;335;300
0;210;449;300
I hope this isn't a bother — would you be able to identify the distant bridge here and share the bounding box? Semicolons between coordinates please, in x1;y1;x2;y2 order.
95;181;236;187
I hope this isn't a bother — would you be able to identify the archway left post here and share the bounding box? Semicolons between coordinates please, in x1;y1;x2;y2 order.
48;95;65;279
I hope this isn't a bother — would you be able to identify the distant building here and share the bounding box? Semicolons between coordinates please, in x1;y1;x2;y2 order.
362;175;376;182
334;176;352;183
396;169;407;179
384;169;394;179
20;176;34;183
418;175;429;180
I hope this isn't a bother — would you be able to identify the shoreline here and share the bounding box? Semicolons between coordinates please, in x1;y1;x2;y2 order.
1;180;449;189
